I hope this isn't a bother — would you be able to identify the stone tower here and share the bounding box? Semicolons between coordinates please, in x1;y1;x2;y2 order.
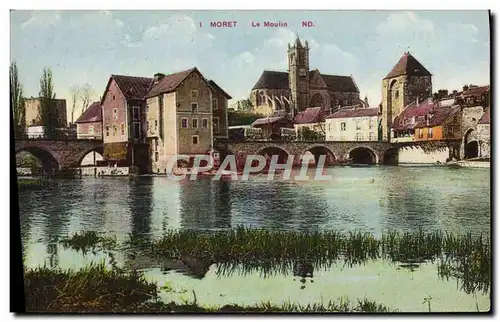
288;36;310;116
381;52;432;141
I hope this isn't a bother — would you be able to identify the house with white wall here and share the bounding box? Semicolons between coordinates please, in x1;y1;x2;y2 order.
326;106;379;141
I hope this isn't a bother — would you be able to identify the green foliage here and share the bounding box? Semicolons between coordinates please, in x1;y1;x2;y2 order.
16;153;41;168
232;98;253;112
10;61;25;138
297;126;325;141
39;67;59;139
23;262;393;312
228;110;264;126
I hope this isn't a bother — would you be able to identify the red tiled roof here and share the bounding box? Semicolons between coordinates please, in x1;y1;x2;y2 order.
252;70;358;92
326;107;379;119
146;68;197;98
384;52;432;79
208;80;232;99
391;99;434;131
414;106;460;128
462;85;490;97
294;107;326;124
112;75;153;101
479;107;490;124
75;101;102;123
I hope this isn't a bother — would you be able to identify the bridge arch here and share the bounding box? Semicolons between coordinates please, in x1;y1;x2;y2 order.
382;147;399;165
15;146;61;173
463;128;479;159
346;146;378;165
302;145;337;166
256;145;291;164
78;146;105;166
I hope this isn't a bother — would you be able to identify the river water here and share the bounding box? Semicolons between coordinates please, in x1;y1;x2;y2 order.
18;166;491;312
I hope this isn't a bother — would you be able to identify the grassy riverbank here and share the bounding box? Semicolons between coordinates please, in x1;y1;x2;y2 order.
59;228;490;296
23;263;392;313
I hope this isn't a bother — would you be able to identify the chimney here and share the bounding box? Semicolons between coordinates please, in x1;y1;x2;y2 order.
416;96;419;105
154;73;165;84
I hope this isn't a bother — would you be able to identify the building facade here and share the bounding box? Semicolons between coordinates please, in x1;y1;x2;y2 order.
250;37;361;117
381;52;433;141
477;107;490;159
99;68;230;173
294;107;326;141
75;101;103;140
24;97;68;129
414;105;461;142
325;106;379;141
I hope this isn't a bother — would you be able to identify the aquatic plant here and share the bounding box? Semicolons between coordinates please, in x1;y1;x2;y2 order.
23;263;393;313
60;231;117;254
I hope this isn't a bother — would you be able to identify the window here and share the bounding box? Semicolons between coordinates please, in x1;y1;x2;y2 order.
181;118;188;128
155;120;158;130
155;138;159;149
213;117;219;133
419;128;424;138
146;105;149;113
192;135;199;145
133;106;140;121
120;123;125;136
356;121;361;130
191;103;198;113
191;90;198;99
89;126;95;134
202;118;208;128
105;126;110;136
328;123;331;131
369;119;375;129
356;133;363;141
113;108;118;120
192;118;198;128
212;98;218;110
32;118;36;124
154;152;159;162
341;122;346;131
369;132;376;141
428;128;433;139
113;125;117;136
395;90;399;99
113;95;115;100
133;122;141;139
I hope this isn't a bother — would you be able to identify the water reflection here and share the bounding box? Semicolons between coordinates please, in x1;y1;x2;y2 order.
179;179;232;230
128;176;154;242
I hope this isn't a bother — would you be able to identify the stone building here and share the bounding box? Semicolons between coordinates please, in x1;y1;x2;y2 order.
325;106;379;141
381;52;433;141
75;101;103;140
250;37;362;117
294;107;327;141
458;85;490;159
99;68;231;173
477;107;490;159
24;97;68;129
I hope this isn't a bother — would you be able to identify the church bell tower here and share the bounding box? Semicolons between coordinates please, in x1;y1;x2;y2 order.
288;36;310;116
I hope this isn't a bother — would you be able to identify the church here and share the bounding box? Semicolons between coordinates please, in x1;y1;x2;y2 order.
250;37;366;117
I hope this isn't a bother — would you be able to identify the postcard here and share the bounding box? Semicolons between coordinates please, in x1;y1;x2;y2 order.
12;9;491;313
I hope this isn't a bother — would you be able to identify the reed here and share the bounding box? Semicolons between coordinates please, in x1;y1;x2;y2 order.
23;263;392;313
141;227;490;293
60;231;117;254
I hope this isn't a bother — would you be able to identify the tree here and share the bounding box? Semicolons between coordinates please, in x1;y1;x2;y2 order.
10;61;25;139
39;67;58;139
69;85;81;124
231;97;253;112
80;83;95;115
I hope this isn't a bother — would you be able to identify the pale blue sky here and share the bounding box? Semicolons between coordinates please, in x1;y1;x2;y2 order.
10;10;490;121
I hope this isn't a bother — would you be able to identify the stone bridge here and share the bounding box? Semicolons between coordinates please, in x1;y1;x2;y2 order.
15;139;103;170
216;140;398;165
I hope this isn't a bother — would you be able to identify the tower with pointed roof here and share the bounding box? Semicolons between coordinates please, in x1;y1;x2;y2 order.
381;52;432;141
288;36;310;116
